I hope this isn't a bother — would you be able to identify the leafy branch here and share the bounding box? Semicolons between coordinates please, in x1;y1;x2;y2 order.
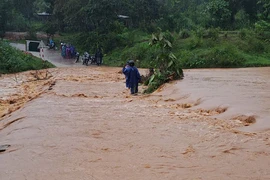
144;31;183;93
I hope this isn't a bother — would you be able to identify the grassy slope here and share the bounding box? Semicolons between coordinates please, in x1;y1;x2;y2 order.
0;40;55;74
103;31;270;68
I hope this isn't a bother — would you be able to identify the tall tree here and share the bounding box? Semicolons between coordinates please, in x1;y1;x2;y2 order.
224;0;243;27
0;0;10;38
206;0;231;28
12;0;35;20
85;0;118;32
241;0;258;22
258;0;270;20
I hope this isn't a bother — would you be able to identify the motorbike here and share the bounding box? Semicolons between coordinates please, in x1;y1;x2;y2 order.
88;55;97;65
82;52;90;65
81;52;102;66
48;42;57;50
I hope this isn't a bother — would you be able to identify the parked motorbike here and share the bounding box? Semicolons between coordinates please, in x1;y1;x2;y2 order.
48;42;57;50
88;55;97;65
81;52;102;66
82;52;90;65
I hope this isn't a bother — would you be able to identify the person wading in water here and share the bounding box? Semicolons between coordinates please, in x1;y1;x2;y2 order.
123;60;141;95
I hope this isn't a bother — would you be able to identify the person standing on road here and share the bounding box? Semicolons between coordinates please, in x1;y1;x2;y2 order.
124;60;141;95
95;48;103;65
61;43;66;58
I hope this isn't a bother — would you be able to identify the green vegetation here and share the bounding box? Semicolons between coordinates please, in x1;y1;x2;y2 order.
103;29;270;69
143;31;183;93
0;40;55;74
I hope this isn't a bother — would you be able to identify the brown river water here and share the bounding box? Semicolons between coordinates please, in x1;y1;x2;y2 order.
0;44;269;179
158;68;270;132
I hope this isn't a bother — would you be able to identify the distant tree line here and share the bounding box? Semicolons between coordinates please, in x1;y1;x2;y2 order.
0;0;269;34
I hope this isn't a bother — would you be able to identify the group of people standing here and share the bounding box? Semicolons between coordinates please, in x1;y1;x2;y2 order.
60;43;77;59
122;60;141;95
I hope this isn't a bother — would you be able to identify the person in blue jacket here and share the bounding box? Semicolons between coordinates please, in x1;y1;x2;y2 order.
122;61;131;89
61;43;66;58
124;60;141;95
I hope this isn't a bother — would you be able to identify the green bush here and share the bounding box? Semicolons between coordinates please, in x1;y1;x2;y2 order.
179;29;191;39
180;45;245;68
179;50;206;68
31;21;44;32
255;20;270;33
118;42;156;67
246;37;266;53
104;33;159;68
143;31;184;94
6;10;29;31
144;71;167;94
256;31;270;42
238;28;256;40
193;27;205;39
237;35;266;54
234;9;251;29
186;36;203;50
163;31;175;44
206;46;245;67
205;28;219;40
239;28;248;40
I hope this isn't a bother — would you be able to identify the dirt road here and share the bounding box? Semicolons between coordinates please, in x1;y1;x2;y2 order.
0;45;269;179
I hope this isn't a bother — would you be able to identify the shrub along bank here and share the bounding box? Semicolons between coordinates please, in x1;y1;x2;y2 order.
100;29;270;69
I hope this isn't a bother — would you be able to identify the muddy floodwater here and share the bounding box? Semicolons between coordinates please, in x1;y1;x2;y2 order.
158;67;270;132
0;45;270;179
